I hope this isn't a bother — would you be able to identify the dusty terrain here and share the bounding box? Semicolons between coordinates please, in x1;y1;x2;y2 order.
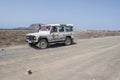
74;30;120;39
0;30;120;47
0;30;35;47
0;36;120;80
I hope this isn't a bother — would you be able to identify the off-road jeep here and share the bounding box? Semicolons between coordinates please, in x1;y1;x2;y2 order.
26;24;74;49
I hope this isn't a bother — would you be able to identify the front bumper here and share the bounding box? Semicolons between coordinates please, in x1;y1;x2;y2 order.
26;39;35;43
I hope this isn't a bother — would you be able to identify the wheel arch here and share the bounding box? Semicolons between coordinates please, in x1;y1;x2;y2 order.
38;36;49;43
65;36;72;39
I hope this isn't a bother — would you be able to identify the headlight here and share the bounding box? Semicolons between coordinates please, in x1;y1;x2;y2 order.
33;36;36;40
26;36;29;39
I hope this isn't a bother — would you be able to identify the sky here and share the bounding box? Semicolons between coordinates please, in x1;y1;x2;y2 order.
0;0;120;30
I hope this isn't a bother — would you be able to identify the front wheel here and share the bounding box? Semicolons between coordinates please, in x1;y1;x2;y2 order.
38;39;48;49
64;37;72;46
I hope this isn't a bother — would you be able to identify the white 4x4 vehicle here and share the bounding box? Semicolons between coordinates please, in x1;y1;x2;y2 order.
26;24;74;49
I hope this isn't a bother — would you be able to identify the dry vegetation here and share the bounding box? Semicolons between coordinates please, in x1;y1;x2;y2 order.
0;30;120;47
75;30;120;39
0;30;35;47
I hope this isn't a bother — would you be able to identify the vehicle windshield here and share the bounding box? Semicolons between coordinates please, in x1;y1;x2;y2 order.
38;26;51;31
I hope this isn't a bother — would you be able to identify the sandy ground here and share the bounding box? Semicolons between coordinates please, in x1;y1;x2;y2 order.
0;36;120;80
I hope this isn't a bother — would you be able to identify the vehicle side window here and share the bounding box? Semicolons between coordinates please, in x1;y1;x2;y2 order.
65;26;73;32
59;26;64;32
52;26;57;32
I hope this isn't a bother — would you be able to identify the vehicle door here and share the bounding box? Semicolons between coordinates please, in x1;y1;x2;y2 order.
50;26;59;42
58;26;66;41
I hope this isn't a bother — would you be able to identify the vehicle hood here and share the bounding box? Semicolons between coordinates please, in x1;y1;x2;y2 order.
26;31;50;37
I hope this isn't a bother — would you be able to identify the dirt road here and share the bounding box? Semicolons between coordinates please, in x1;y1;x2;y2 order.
0;36;120;80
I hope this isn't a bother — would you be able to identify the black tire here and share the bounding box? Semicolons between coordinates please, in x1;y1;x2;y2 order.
38;39;48;49
64;37;72;46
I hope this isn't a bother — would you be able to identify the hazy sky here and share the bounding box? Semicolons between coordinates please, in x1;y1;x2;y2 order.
0;0;120;30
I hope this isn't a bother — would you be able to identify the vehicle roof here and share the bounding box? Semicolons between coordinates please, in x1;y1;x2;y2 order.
41;24;74;26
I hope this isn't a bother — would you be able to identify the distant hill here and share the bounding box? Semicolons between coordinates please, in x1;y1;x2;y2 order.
0;27;30;30
0;23;44;30
13;27;30;30
13;23;44;30
29;23;44;30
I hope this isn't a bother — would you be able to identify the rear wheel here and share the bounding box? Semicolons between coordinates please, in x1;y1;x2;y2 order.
64;37;72;46
38;39;48;49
